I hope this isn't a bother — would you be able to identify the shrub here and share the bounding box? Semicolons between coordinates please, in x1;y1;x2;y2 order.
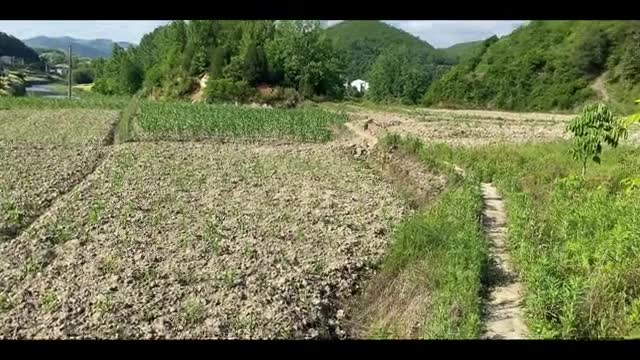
254;86;300;108
73;68;94;84
143;65;164;90
567;103;627;176
205;79;255;104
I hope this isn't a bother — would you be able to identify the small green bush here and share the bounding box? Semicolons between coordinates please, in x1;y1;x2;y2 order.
73;68;94;84
205;79;255;104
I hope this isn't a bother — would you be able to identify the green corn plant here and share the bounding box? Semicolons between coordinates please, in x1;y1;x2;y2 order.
567;103;627;177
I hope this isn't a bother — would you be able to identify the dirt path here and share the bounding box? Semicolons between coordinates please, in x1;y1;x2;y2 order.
480;183;528;339
591;72;610;102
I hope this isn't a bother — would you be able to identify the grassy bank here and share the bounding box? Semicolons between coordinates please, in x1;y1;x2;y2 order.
352;136;488;339
409;139;640;338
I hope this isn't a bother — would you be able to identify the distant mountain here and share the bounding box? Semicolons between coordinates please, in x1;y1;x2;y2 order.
23;36;133;59
325;20;452;81
0;32;40;63
439;40;486;63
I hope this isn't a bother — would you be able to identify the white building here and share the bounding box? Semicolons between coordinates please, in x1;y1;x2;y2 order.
0;56;14;65
350;79;369;93
53;64;69;76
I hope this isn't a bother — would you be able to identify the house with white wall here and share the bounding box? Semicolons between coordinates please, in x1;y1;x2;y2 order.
350;79;369;92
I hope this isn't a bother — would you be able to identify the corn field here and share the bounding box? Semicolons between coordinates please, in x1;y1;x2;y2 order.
136;101;347;142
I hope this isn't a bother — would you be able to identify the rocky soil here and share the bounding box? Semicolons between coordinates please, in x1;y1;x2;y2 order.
0;142;409;339
0;109;117;241
347;109;571;147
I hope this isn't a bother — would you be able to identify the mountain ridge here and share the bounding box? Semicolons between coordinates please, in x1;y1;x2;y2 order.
23;36;133;59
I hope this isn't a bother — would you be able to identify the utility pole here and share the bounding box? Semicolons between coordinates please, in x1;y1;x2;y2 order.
68;45;72;99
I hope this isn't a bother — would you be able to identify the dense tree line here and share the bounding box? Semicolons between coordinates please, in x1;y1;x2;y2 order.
325;20;453;82
90;20;640;111
424;21;640;111
93;20;346;102
368;46;450;104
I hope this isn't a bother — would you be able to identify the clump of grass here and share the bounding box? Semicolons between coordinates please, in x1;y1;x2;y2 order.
135;100;347;142
23;256;43;275
182;296;206;325
98;255;120;275
88;201;105;225
1;199;24;225
203;220;223;254
222;270;239;288
44;222;73;245
40;291;58;312
0;293;12;312
94;294;113;316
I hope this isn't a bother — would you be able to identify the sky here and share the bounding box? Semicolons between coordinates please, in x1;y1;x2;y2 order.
0;20;525;48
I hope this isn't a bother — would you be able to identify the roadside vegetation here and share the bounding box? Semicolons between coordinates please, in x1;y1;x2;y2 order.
385;120;640;338
352;135;487;338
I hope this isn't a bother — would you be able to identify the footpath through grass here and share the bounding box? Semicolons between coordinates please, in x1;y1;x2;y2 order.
354;136;488;339
409;139;640;339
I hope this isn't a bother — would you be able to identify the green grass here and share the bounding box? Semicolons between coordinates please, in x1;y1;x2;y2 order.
358;136;487;339
135;100;347;142
182;296;206;325
409;139;640;339
40;291;58;312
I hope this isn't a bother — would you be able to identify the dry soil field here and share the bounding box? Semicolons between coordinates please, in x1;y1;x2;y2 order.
0;109;117;241
0;136;410;338
3;101;634;339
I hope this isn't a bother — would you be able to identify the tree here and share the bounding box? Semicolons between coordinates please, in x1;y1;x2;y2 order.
73;68;93;84
266;20;345;97
243;42;267;85
209;47;227;79
621;33;640;83
573;28;609;76
119;57;143;94
567;103;627;177
369;46;434;104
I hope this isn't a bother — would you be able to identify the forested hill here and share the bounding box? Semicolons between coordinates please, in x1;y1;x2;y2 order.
24;36;133;59
325;20;452;81
424;21;640;112
93;21;346;101
0;32;40;64
439;40;485;63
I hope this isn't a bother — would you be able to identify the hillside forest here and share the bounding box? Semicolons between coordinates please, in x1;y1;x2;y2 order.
3;20;640;113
